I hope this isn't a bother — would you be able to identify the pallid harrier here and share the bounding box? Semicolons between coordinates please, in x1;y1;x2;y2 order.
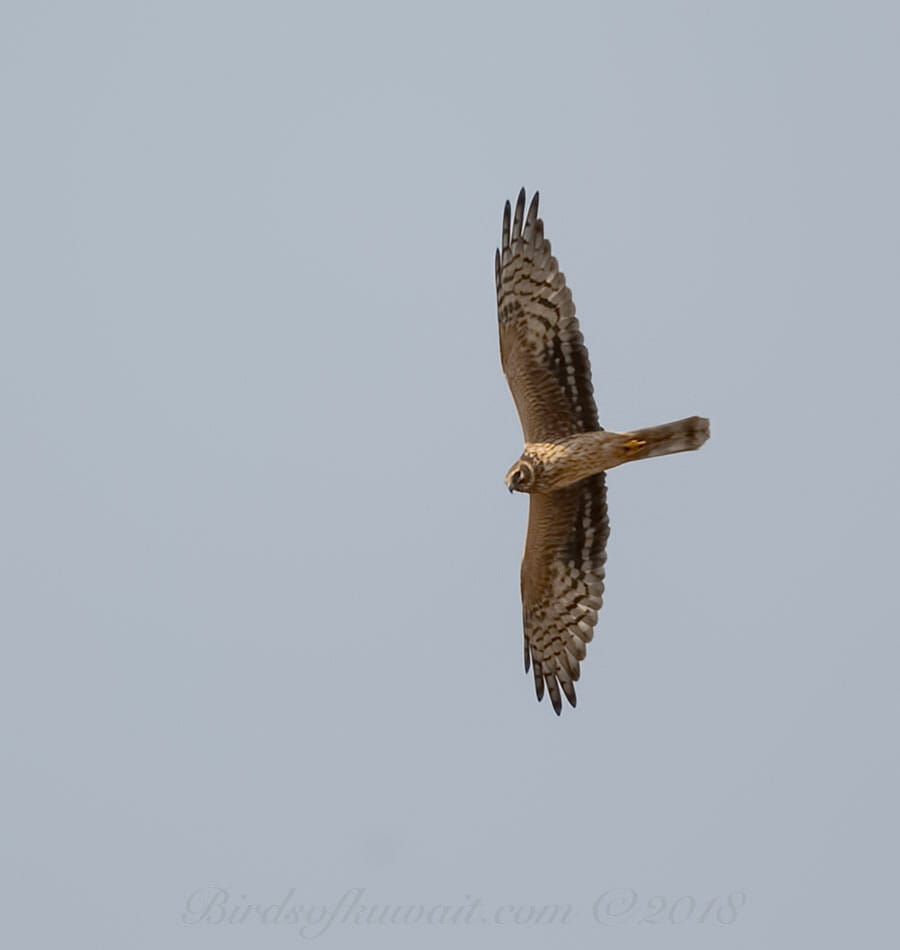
496;189;709;714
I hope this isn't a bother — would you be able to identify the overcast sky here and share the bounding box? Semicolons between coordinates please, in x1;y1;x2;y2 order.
3;2;899;948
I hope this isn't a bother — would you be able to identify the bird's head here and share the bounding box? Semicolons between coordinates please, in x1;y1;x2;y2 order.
505;458;536;493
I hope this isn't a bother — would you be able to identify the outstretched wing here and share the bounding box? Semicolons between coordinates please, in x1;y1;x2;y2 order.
521;474;609;714
495;189;600;442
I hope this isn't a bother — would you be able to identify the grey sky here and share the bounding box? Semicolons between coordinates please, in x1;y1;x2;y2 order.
3;2;899;947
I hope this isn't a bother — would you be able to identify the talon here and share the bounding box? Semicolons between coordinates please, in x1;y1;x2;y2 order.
625;438;647;451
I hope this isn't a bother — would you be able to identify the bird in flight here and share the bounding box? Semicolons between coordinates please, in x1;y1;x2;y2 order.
496;189;709;714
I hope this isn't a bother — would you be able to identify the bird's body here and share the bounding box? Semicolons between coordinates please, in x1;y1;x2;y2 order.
495;189;709;714
508;419;710;494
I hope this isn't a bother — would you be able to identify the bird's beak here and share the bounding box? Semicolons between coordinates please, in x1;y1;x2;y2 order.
507;484;514;494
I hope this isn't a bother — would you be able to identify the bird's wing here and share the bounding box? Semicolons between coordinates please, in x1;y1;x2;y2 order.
521;474;609;714
495;189;600;443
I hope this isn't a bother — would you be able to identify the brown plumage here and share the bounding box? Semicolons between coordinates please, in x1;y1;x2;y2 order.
496;189;709;714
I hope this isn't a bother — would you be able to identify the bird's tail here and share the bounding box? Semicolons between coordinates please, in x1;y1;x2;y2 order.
618;416;710;461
